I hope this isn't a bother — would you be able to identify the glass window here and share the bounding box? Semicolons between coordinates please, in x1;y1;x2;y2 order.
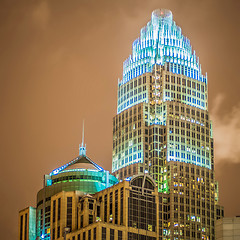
102;227;106;240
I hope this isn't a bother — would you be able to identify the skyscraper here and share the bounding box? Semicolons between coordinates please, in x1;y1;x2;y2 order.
112;9;223;239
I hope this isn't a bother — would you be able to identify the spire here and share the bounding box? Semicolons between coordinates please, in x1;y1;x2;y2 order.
79;121;86;156
82;120;85;147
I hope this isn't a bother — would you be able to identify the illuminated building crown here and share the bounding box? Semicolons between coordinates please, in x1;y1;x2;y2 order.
121;9;206;85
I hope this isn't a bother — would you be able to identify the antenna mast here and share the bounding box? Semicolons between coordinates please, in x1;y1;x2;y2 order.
79;120;86;156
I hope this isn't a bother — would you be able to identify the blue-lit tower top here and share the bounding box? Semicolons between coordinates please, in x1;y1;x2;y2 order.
120;9;206;85
117;9;208;114
113;9;211;175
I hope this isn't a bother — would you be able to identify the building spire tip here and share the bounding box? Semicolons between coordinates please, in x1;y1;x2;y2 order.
79;120;86;156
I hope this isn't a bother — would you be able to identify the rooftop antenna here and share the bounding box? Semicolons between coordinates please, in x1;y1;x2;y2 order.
79;120;86;156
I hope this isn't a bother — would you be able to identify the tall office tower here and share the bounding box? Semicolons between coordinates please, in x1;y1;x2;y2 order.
112;9;224;239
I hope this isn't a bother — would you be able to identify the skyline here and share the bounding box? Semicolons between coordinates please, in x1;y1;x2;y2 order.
1;0;240;239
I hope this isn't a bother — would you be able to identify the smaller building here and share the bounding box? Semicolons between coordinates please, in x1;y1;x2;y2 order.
19;141;118;240
64;174;162;240
216;217;240;240
19;207;36;240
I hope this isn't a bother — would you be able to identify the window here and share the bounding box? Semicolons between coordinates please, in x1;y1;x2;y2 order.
120;188;123;224
24;213;27;240
58;198;61;221
80;215;83;228
115;190;118;224
89;203;93;210
97;205;100;218
102;227;106;240
118;231;122;240
57;226;60;238
52;228;55;240
89;215;93;225
110;229;114;240
88;230;91;240
128;185;156;231
182;78;186;86
104;195;107;222
53;200;56;223
20;215;23;240
166;75;169;82
67;197;72;230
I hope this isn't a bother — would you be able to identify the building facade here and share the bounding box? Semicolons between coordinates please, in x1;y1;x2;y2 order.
19;207;36;240
112;9;224;239
65;174;164;240
216;217;240;240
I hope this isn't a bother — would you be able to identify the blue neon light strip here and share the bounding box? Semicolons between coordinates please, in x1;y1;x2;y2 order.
50;156;105;176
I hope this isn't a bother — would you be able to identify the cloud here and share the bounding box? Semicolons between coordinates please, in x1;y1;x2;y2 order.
32;1;50;30
211;94;240;163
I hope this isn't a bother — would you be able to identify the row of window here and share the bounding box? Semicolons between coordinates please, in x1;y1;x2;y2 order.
123;56;203;83
96;188;124;226
119;76;147;95
165;75;205;91
118;85;147;102
164;92;206;108
114;119;142;133
169;105;208;119
114;106;142;123
69;228;97;240
171;164;214;178
165;84;205;99
52;175;103;184
118;94;147;112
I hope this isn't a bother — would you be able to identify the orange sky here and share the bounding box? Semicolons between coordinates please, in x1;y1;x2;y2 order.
0;0;240;239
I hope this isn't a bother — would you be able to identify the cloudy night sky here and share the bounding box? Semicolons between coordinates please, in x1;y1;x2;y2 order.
0;0;240;239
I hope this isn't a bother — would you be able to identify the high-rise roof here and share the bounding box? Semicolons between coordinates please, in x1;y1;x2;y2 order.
121;9;206;85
